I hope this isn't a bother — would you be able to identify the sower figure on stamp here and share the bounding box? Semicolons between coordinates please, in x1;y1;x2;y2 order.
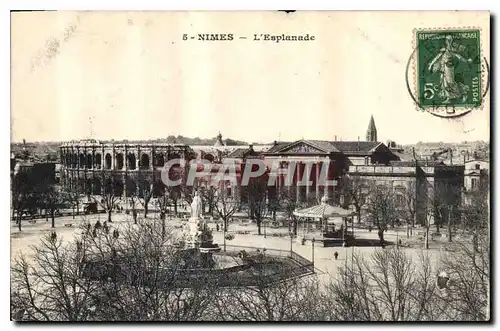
427;35;473;104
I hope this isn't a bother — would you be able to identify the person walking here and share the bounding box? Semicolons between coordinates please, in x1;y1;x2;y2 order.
334;251;339;260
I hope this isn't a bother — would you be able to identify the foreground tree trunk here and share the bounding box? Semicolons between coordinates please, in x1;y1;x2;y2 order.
378;229;384;245
424;227;429;249
51;211;55;228
447;216;452;242
160;211;166;221
107;210;112;223
133;209;138;224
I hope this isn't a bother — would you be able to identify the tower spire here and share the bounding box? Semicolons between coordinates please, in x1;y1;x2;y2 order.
366;115;378;142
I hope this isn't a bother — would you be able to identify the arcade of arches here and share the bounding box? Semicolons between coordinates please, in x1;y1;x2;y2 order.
59;143;195;200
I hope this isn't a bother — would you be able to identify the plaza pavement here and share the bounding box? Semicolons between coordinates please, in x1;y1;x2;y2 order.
11;211;446;280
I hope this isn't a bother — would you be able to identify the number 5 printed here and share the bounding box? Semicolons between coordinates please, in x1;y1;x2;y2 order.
423;83;435;100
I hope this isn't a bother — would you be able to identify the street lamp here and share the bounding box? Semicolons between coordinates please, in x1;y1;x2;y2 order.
264;196;269;239
311;237;316;272
223;217;228;252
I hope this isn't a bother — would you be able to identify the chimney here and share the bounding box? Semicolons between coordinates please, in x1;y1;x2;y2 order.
334;135;337;141
357;136;360;151
249;144;254;151
273;140;278;146
449;149;453;165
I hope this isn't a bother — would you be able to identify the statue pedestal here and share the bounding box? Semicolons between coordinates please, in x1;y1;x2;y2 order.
184;217;202;249
183;216;221;253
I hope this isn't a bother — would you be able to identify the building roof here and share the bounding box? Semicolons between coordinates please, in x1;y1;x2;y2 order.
264;140;341;154
265;142;291;153
293;197;354;218
464;158;489;164
303;140;341;153
226;147;261;159
391;151;412;161
330;141;380;153
390;160;445;167
263;139;397;157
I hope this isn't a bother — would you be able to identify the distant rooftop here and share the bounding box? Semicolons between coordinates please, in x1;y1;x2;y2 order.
265;139;384;155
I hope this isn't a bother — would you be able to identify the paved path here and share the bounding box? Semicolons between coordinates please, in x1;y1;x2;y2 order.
11;212;448;281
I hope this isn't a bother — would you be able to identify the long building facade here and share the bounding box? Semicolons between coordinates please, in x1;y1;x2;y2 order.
58;116;466;225
59;140;196;199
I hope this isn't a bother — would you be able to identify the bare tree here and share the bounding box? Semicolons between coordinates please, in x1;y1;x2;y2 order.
95;178;122;223
129;193;139;224
280;186;298;235
435;232;490;321
137;175;154;218
164;164;194;217
36;180;62;228
11;220;220;321
61;185;81;219
247;175;269;236
164;168;185;216
461;186;489;251
11;171;36;231
323;248;439;321
399;182;417;238
213;184;237;233
366;185;398;245
212;262;320;321
342;175;368;224
201;185;217;216
156;188;169;222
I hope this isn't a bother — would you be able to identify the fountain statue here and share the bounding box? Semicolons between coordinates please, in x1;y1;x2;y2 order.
183;190;221;253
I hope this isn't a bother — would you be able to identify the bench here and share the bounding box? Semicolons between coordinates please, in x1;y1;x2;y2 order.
65;223;73;227
28;220;37;224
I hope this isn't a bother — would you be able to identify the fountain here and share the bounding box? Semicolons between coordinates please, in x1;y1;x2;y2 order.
81;191;313;288
183;190;221;252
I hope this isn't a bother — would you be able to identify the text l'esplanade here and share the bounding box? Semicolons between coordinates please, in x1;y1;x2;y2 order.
418;31;478;40
253;34;316;43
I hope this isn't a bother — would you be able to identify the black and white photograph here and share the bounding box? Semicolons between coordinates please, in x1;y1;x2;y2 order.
9;10;490;322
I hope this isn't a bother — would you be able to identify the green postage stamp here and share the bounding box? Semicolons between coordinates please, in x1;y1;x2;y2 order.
415;29;483;115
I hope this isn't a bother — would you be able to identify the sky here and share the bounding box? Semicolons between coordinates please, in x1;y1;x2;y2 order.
11;11;490;144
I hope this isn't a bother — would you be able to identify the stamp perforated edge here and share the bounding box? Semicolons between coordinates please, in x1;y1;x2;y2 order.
410;26;487;115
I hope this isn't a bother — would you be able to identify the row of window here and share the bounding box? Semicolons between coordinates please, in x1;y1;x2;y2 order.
61;152;182;170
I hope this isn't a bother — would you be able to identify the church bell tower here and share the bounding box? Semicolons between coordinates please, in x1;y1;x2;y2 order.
366;115;378;142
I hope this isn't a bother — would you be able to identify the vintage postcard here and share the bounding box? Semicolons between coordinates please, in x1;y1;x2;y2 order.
10;11;490;322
